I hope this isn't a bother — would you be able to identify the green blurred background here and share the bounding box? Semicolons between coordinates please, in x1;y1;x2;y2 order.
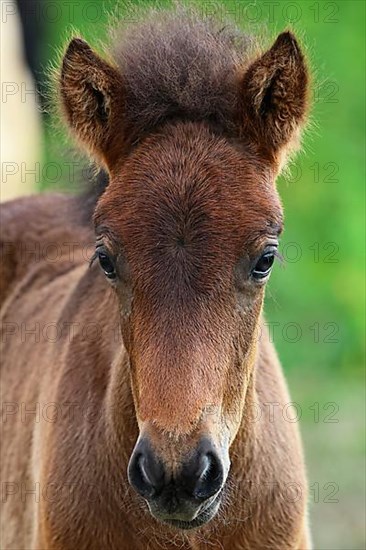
7;0;366;548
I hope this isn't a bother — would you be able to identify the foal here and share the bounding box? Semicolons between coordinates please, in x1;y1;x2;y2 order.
1;11;311;549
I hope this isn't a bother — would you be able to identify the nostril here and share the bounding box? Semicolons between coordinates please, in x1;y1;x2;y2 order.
128;443;165;500
194;451;224;500
197;452;220;483
197;453;210;481
128;452;151;498
138;455;154;487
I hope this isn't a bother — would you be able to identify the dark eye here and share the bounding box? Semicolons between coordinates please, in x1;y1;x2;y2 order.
252;251;275;280
98;251;116;280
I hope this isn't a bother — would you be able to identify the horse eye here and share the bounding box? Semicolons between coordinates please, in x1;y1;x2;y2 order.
252;251;275;280
98;251;116;280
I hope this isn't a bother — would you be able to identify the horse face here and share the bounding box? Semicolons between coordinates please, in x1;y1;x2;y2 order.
60;28;308;527
93;122;283;526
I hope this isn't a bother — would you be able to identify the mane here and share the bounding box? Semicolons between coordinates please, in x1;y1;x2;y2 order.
77;6;262;223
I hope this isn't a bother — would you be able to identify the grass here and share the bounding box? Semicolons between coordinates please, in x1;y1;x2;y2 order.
288;370;366;549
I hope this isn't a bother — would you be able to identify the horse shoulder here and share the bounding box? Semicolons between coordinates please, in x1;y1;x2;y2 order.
0;194;90;306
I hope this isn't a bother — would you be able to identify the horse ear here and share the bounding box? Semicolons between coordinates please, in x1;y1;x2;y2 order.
241;32;309;164
60;38;124;165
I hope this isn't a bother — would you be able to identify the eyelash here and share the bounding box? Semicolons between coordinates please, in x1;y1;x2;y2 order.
272;248;284;265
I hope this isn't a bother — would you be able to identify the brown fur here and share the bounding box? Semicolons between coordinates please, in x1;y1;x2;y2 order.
110;9;255;138
1;8;311;549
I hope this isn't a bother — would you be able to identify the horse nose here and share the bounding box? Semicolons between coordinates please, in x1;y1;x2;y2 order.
181;438;225;500
128;439;165;499
128;438;225;505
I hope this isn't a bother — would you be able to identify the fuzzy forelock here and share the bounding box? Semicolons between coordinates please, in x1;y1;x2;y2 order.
110;6;258;136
